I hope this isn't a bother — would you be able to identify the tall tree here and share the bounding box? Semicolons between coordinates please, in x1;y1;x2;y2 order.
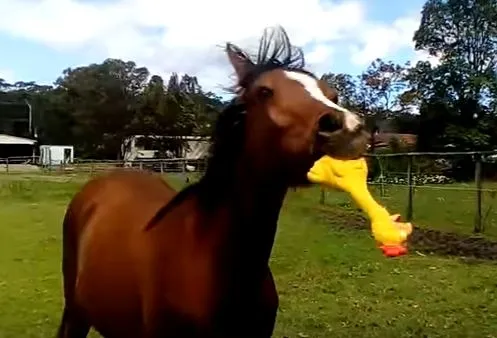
56;59;149;159
320;73;359;110
412;0;497;152
0;60;227;160
359;58;409;116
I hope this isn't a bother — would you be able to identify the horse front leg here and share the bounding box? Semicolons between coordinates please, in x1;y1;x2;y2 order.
241;269;279;338
56;305;91;338
258;270;279;337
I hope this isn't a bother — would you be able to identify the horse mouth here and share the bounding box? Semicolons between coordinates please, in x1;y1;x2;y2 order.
313;114;370;161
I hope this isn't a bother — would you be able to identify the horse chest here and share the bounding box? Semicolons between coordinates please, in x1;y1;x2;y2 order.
150;263;278;336
148;233;274;333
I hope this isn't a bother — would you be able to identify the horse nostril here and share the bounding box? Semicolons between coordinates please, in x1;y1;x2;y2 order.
317;113;341;134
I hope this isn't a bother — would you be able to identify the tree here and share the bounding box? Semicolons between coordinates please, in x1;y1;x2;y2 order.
320;73;359;110
56;59;149;159
130;73;224;158
412;0;497;152
0;59;228;160
414;0;497;85
342;58;412;134
359;58;409;116
407;0;497;180
0;80;54;139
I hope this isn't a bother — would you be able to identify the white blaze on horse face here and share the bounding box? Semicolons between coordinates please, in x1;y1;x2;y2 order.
283;71;361;131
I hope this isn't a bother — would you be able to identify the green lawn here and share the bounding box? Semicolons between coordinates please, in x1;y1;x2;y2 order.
1;174;497;337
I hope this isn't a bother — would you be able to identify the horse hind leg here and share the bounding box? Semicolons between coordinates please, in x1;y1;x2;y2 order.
57;205;91;338
56;255;90;338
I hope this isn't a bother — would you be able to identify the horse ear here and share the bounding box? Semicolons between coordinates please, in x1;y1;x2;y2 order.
226;43;254;80
319;80;339;104
329;88;339;104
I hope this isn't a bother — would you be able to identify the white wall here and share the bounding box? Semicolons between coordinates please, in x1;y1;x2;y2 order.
39;145;74;165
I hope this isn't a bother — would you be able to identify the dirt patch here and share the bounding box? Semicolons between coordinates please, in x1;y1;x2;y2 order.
317;206;497;261
409;229;497;261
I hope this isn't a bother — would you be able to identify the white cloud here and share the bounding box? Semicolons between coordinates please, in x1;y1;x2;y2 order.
411;50;442;67
349;12;443;68
306;45;336;71
0;68;15;83
0;0;425;93
349;14;421;66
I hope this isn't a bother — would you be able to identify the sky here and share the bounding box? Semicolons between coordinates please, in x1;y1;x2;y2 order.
0;0;440;95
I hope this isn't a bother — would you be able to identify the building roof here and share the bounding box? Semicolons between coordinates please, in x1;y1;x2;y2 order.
374;133;417;148
0;134;37;145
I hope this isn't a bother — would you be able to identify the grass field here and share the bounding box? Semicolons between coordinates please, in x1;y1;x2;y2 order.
1;173;497;337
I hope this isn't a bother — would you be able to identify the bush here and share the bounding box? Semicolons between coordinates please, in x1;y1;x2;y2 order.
369;173;454;185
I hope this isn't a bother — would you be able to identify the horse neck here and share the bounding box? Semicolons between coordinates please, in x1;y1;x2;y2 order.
217;159;288;275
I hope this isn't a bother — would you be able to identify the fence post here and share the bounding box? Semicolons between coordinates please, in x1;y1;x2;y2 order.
319;187;325;205
406;154;413;221
48;150;52;174
474;154;483;233
374;155;385;197
160;161;164;174
5;157;8;174
139;161;143;171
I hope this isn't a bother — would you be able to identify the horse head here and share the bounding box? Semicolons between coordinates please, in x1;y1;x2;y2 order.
219;26;370;186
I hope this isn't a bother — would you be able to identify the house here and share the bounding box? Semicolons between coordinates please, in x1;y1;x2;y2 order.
369;116;418;151
372;132;417;151
0;134;37;160
121;135;210;163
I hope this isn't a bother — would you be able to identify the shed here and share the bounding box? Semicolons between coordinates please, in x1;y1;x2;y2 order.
122;135;210;162
39;145;74;166
0;134;37;159
373;133;417;150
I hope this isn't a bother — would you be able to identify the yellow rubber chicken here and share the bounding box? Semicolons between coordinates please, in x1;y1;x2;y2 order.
307;156;413;257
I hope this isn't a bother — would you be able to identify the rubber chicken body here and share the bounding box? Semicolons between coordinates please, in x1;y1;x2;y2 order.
307;156;413;257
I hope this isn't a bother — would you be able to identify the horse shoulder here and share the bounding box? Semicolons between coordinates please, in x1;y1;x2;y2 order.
141;199;228;326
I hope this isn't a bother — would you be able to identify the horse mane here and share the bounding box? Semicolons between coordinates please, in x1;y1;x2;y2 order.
152;100;246;217
150;26;312;220
226;25;311;95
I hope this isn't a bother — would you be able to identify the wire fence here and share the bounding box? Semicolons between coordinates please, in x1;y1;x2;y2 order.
317;151;497;236
2;151;497;235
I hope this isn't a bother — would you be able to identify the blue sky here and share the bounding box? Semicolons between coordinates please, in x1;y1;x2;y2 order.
0;0;429;93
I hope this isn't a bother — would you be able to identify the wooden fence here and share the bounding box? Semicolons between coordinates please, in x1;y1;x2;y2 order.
0;156;208;175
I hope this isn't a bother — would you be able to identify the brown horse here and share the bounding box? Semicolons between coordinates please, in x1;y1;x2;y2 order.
57;26;369;338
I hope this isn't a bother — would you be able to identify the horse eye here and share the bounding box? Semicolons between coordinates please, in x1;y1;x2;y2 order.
257;86;273;99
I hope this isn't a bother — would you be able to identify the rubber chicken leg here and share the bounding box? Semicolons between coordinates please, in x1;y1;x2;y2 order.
307;156;413;257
